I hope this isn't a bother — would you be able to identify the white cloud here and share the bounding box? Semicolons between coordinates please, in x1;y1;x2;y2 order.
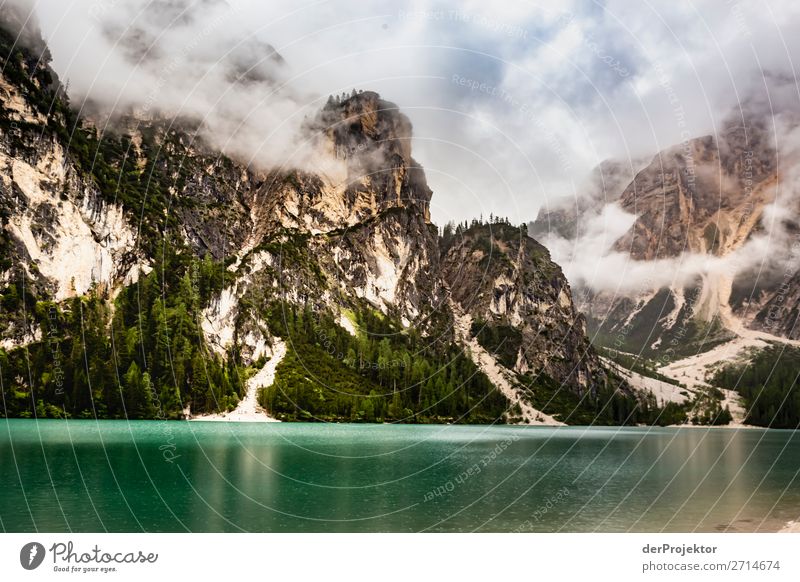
25;0;800;229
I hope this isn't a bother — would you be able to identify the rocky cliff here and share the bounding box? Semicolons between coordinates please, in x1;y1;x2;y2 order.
531;113;800;362
442;221;604;395
614;119;777;261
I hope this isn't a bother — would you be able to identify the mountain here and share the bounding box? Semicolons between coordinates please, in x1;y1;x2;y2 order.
0;15;673;425
531;113;800;426
529;156;650;242
534;114;800;350
614;119;777;261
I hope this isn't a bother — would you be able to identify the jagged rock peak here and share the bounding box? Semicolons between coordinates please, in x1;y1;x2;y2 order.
613;112;779;261
319;90;412;159
309;90;432;218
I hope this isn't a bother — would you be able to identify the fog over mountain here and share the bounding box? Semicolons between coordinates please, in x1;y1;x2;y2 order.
537;111;800;296
21;0;800;227
3;4;654;427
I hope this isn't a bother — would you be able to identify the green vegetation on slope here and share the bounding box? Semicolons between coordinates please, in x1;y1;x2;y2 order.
597;347;683;387
516;371;688;426
470;319;523;370
711;345;800;428
259;303;509;423
0;243;241;419
686;386;733;426
588;287;735;360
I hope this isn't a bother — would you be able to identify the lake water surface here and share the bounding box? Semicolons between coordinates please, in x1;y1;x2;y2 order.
1;419;799;532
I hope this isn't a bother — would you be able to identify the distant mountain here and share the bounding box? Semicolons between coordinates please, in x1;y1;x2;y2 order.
530;156;650;242
530;112;800;427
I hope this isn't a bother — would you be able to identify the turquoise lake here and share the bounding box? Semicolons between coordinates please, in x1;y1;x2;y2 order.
1;419;799;532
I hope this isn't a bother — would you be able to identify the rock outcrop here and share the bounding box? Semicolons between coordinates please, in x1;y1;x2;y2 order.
442;221;603;394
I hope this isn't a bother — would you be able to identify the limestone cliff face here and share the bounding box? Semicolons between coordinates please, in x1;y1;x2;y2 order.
217;91;445;330
614;121;777;261
442;222;605;394
0;31;142;305
315;91;432;220
530;157;648;241
245;91;432;238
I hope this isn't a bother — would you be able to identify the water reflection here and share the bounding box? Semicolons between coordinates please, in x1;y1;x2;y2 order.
1;420;798;532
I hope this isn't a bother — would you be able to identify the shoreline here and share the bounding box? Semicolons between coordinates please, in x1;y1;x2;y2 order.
0;417;789;430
